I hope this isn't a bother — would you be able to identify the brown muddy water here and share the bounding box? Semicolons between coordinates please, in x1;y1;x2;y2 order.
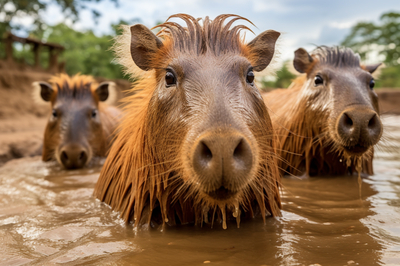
0;116;399;266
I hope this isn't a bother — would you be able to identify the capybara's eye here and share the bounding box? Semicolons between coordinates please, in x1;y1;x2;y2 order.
52;109;57;118
369;79;375;90
314;75;323;86
92;109;97;118
165;70;176;86
246;70;255;84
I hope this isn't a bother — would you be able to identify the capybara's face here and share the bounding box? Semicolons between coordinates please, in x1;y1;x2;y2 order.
35;77;113;169
128;20;281;208
46;95;103;169
150;54;270;204
294;48;383;158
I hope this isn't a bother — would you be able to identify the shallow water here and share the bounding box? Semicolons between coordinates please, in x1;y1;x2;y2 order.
0;116;399;266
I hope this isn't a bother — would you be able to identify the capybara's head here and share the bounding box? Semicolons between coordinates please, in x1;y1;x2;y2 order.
293;47;383;159
33;74;116;169
95;14;282;228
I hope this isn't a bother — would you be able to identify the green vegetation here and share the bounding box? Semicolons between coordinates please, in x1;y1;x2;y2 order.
260;61;296;90
0;0;129;80
0;0;118;36
341;11;400;88
38;23;124;79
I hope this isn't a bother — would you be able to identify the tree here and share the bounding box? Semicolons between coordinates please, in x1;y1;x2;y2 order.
0;0;118;37
12;23;125;79
341;11;400;66
261;61;296;90
43;23;125;79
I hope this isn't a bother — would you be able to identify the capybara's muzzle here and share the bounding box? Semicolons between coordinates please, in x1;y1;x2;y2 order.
336;106;382;154
59;143;89;169
191;128;255;200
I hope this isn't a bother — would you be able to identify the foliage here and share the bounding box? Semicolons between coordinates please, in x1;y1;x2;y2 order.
376;65;400;88
48;23;124;79
12;22;127;79
341;11;400;66
261;61;296;89
0;0;118;37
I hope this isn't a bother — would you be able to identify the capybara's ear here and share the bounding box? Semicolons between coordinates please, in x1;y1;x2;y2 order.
247;30;280;72
33;82;54;102
293;48;313;73
130;24;164;71
95;82;111;101
364;63;382;74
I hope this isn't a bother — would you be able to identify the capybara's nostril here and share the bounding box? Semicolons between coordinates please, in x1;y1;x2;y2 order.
339;112;354;134
192;130;254;196
198;140;213;164
193;139;215;177
59;144;89;169
365;112;382;144
61;151;68;161
233;138;253;170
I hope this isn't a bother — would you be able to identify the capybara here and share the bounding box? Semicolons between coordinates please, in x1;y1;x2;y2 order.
264;46;383;177
33;74;122;169
94;14;282;228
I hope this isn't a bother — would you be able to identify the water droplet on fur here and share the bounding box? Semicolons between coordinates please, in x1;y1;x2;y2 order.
221;206;227;230
232;203;239;218
236;209;241;228
355;158;363;199
346;158;352;167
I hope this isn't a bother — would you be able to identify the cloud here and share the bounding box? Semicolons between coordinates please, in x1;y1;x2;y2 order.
36;0;399;62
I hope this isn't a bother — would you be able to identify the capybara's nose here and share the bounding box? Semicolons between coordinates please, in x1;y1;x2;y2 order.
59;144;89;169
337;107;382;149
192;129;254;197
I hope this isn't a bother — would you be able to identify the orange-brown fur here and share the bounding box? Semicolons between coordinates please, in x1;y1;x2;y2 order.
94;14;281;228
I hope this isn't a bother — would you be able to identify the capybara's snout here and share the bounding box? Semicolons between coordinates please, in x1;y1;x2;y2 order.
191;128;255;200
59;143;89;169
336;106;382;154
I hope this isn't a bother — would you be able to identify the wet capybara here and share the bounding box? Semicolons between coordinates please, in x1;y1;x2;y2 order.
94;14;282;228
264;46;383;176
33;74;122;169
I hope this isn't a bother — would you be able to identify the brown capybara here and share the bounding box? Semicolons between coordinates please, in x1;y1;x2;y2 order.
264;46;383;177
94;14;282;229
33;74;122;169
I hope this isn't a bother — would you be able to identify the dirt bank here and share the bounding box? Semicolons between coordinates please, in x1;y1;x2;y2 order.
376;88;400;115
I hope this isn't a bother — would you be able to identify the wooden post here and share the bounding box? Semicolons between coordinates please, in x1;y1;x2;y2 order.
5;33;13;63
33;43;41;68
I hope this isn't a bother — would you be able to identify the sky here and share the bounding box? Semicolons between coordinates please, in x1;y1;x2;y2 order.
10;0;400;63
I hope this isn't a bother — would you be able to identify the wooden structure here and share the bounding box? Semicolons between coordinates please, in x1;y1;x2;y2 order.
3;32;64;72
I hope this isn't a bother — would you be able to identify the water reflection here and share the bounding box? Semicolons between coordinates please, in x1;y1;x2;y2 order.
0;116;399;265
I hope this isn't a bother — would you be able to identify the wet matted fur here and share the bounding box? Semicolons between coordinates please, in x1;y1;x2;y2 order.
264;46;382;177
94;14;282;228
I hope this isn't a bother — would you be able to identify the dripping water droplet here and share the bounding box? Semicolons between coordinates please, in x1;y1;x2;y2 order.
355;157;363;199
346;157;352;167
236;209;241;229
221;205;227;230
203;207;209;224
232;203;239;218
